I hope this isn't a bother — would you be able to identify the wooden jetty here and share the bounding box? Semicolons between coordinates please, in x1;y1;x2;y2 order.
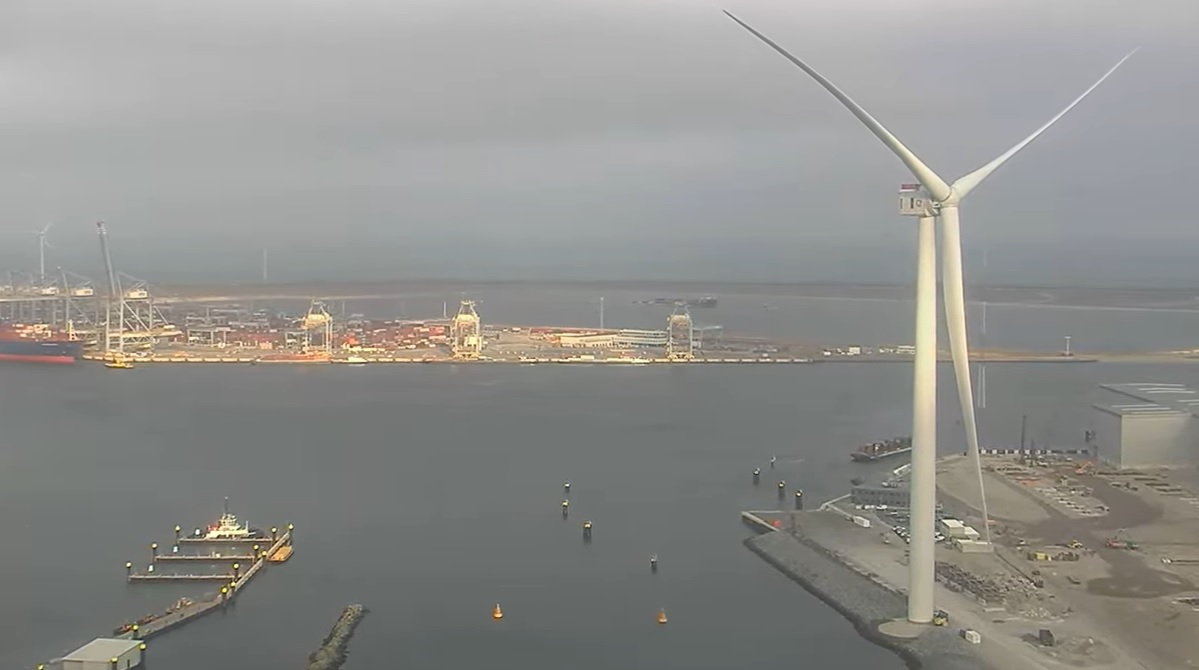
177;536;275;544
153;553;256;562
129;529;290;584
35;526;295;669
127;573;235;582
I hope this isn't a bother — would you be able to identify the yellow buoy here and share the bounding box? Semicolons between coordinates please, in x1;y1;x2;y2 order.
492;603;504;620
657;608;668;624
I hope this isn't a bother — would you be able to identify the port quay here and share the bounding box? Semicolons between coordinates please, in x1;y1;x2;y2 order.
0;270;1120;367
35;507;294;670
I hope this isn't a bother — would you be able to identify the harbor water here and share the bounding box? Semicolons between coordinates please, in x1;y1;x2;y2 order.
2;290;1198;669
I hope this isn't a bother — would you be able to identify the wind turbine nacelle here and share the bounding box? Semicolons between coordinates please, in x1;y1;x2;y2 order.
898;185;935;217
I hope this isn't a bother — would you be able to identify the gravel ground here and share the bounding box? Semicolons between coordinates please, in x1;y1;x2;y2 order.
746;531;997;670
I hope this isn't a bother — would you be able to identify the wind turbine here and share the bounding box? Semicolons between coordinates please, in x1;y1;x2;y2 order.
724;10;1135;624
35;222;54;281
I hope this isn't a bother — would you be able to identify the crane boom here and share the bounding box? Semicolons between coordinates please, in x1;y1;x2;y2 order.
96;221;126;354
96;221;121;299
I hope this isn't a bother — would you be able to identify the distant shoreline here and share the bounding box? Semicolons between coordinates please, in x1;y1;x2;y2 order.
151;279;1199;313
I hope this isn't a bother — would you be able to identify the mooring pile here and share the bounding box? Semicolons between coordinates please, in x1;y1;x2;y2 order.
306;604;368;670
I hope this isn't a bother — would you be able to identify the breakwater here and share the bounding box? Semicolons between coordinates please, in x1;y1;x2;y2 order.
745;530;994;670
307;604;369;670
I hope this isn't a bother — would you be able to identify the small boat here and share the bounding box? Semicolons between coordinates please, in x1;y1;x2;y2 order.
105;355;135;370
200;498;266;540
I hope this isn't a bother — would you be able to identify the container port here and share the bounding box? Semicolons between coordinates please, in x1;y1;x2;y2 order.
0;241;1151;369
11;287;1103;367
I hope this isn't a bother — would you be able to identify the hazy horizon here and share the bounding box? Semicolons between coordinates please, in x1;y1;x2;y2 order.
2;0;1196;287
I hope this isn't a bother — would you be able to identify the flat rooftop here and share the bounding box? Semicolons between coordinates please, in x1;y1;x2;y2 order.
1096;383;1199;418
64;638;140;661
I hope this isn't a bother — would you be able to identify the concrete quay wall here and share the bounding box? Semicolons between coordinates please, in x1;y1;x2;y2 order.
745;530;995;670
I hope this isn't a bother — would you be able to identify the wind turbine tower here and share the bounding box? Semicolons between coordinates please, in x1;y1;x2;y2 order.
36;223;53;282
897;183;939;613
725;10;1135;624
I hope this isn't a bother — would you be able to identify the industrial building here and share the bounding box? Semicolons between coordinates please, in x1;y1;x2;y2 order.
54;637;143;670
1092;383;1199;469
558;329;670;350
614;329;668;348
851;484;910;508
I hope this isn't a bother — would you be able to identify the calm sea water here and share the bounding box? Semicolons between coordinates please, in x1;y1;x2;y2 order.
2;289;1196;669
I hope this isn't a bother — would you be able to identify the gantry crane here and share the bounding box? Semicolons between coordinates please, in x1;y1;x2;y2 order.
96;222;172;353
301;300;334;355
665;303;694;361
450;300;482;359
96;221;124;355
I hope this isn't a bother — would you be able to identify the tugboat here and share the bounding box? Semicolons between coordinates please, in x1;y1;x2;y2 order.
200;497;266;540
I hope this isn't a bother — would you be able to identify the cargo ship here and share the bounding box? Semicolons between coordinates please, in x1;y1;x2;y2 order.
851;436;912;463
637;297;718;308
0;323;84;364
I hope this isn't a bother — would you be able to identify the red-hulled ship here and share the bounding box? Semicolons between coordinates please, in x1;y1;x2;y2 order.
0;323;84;364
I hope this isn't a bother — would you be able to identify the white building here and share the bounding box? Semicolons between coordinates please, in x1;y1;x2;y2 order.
1092;383;1199;469
58;638;143;670
559;333;616;348
613;329;667;348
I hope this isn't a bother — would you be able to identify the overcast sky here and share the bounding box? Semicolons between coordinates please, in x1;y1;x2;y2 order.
1;0;1196;284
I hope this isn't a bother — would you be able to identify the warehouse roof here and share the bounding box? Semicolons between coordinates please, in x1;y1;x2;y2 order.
1093;403;1191;418
1100;383;1199;418
63;638;139;661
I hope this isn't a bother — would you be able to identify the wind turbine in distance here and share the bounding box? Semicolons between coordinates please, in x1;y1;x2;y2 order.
35;222;53;281
723;10;1136;624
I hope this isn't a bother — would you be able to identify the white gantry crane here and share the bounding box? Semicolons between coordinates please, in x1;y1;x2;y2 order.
97;221;169;353
451;300;482;360
302;300;334;355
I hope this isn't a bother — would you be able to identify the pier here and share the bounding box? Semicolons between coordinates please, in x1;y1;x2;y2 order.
114;527;291;642
153;553;256;562
38;522;294;670
127;573;235;582
129;529;291;586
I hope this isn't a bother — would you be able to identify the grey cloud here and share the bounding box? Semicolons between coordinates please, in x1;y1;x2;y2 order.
0;0;1196;285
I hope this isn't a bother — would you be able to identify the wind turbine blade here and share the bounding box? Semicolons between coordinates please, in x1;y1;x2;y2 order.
723;11;951;201
939;206;991;543
952;48;1138;198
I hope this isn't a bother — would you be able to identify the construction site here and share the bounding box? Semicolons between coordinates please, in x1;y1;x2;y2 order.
818;446;1199;670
